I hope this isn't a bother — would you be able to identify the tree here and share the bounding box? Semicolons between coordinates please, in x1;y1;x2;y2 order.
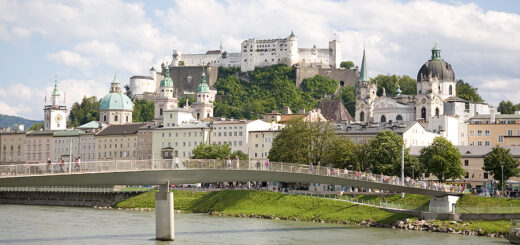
366;130;419;176
498;100;520;114
456;79;483;103
269;119;338;165
339;85;356;116
133;99;155;122
29;122;44;131
340;61;355;69
300;75;339;100
419;137;463;182
192;143;231;159
230;150;248;160
68;96;100;127
179;95;196;108
483;146;520;187
322;136;357;169
372;74;416;96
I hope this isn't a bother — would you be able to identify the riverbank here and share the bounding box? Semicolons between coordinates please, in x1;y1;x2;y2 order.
113;190;511;237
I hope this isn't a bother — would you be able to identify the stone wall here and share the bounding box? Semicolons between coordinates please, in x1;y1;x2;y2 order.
0;191;142;207
295;66;359;88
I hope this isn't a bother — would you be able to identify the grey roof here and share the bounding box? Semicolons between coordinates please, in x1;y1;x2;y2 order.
335;121;418;135
409;145;520;158
96;123;150;136
155;121;210;130
27;130;55;136
77;121;106;129
318;100;354;122
445;97;467;103
470;114;520;120
54;130;82;137
130;76;153;80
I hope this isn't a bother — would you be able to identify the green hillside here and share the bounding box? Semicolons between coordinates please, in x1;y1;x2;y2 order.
0;114;42;130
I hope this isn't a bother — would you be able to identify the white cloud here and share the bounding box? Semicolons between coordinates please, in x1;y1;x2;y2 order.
48;50;93;70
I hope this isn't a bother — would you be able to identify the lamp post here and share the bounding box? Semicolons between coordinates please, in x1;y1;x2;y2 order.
412;165;415;180
401;144;404;198
501;164;505;196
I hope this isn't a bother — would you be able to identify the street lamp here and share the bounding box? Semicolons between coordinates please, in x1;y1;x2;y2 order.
412;165;415;180
501;163;505;196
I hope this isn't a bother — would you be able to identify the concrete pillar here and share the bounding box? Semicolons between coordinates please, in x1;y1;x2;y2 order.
155;182;174;241
429;195;459;213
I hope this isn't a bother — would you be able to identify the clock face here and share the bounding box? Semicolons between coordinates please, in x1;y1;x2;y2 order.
421;98;427;104
55;114;62;122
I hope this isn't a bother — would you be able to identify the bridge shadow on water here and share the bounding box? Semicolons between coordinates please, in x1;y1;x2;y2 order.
0;226;349;243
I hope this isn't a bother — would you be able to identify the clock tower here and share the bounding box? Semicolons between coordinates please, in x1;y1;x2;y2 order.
44;80;67;130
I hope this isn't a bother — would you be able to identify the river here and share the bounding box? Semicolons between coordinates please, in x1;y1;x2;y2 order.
0;205;507;244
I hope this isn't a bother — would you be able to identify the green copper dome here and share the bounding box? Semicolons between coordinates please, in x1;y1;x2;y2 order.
99;74;133;111
197;71;210;93
160;66;174;87
52;80;60;96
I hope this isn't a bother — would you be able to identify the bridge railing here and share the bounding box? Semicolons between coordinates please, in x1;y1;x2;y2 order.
0;159;461;194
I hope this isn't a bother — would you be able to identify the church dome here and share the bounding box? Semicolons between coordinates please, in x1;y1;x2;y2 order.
99;74;133;111
417;44;455;82
160;66;174;87
197;71;210;93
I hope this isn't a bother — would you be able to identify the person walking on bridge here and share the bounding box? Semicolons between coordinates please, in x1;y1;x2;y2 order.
74;157;81;172
59;159;65;173
265;159;270;170
235;156;240;170
174;157;180;169
46;158;52;173
226;157;232;169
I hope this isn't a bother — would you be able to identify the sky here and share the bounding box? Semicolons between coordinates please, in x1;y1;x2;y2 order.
0;0;519;120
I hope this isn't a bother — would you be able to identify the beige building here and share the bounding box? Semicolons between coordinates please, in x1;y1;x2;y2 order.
336;121;439;147
137;124;154;160
95;123;148;160
53;130;81;162
151;121;211;159
0;130;26;164
468;113;520;147
210;119;279;154
79;132;96;161
25;130;55;163
248;130;280;161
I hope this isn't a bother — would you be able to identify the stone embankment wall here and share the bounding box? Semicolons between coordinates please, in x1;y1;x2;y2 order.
0;191;142;207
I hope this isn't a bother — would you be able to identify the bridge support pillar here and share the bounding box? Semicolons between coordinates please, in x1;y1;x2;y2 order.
155;182;174;241
429;195;459;213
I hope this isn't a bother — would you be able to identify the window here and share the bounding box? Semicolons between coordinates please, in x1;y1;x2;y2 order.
485;130;490;136
508;130;513;136
477;130;482;136
477;141;482;146
239;132;242;136
470;141;474;146
449;85;453;95
464;160;469;166
499;135;504;142
470;130;474;136
485;141;490;146
464;172;469;179
484;172;489;179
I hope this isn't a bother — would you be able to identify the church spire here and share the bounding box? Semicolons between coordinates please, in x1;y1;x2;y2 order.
52;79;60;96
358;48;368;82
431;41;441;60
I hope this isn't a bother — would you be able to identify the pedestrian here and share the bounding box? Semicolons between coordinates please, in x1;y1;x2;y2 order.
46;158;52;173
75;157;81;172
174;156;180;169
309;163;313;174
59;159;65;173
226;157;232;169
235;156;240;170
256;161;261;170
265;159;270;170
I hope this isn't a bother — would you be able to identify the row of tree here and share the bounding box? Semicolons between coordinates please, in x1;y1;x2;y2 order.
497;100;520;114
267;119;519;187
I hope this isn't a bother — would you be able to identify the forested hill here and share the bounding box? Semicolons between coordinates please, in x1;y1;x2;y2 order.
214;65;340;119
0;114;42;130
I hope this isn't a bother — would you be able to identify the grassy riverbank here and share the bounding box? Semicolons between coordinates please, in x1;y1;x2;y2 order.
115;190;207;210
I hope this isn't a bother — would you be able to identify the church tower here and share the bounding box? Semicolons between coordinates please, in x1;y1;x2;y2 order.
191;69;214;120
355;48;377;123
44;80;67;130
154;66;178;123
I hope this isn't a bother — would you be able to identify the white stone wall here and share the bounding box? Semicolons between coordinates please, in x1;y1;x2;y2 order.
129;77;155;97
402;123;439;147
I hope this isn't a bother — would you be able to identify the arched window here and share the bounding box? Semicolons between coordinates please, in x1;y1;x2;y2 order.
197;113;200;120
435;107;440;116
381;115;386;123
449;85;453;95
421;107;426;119
396;115;403;121
103;115;107;122
160;108;163;116
360;111;365;122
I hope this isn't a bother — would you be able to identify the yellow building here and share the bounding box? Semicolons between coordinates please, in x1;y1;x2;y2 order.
0;130;26;164
25;130;55;163
468;113;520;147
248;130;280;161
95;123;149;160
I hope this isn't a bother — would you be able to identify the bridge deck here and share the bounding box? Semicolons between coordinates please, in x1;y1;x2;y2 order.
0;160;461;197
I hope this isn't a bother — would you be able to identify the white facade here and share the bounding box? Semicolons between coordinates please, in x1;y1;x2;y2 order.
426;115;468;146
44;83;67;131
129;75;155;98
402;122;439;147
171;32;340;72
79;133;97;161
164;108;196;127
248;130;280;161
53;134;79;162
210;119;277;154
152;122;211;159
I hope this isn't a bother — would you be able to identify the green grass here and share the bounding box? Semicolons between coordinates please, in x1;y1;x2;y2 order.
431;220;511;234
457;195;520;206
189;190;411;224
340;194;430;211
114;190;207;210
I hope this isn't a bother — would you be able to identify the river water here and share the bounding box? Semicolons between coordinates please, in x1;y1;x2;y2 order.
0;205;507;244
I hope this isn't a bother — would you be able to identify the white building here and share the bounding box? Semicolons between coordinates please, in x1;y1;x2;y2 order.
171;32;341;72
44;81;67;131
210;119;279;154
248;130;281;161
191;70;215;120
129;68;156;98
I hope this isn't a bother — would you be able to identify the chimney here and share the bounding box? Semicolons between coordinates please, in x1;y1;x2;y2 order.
490;108;497;124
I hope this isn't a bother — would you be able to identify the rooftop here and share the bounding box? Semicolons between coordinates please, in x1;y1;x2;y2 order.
54;130;82;137
96;123;151;136
335;121;418;135
410;145;520;158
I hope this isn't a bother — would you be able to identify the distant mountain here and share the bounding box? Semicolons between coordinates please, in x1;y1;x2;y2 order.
0;114;42;130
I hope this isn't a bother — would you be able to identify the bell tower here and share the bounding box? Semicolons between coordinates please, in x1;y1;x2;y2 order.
191;68;214;120
44;80;67;130
355;48;377;123
154;66;178;124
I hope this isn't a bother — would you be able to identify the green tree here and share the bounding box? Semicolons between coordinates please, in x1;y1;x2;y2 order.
300;75;339;100
322;136;357;169
483;146;520;187
339;85;356;116
372;74;416;96
456;79;483;103
29;122;44;131
179;95;197;108
269;119;337;165
192;143;231;159
419;137;463;182
366;130;419;176
340;61;355;69
132;99;155;122
68;96;100;127
230;150;248;160
498;100;520;114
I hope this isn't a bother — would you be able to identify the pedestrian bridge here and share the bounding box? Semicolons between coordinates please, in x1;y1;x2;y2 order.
0;159;462;240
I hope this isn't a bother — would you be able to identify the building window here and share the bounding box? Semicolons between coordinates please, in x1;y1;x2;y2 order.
485;130;490;136
464;172;469;179
499;135;504;142
483;172;489;179
477;141;482;146
485;141;490;146
449;85;453;95
477;130;482;136
114;115;118;121
464;160;469;166
470;130;474;136
508;130;513;136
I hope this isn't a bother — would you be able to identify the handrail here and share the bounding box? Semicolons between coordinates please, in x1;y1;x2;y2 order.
0;159;462;195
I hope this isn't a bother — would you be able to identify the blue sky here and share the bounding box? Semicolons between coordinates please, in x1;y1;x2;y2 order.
0;0;519;120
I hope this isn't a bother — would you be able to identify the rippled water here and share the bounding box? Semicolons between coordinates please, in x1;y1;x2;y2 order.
0;205;507;244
